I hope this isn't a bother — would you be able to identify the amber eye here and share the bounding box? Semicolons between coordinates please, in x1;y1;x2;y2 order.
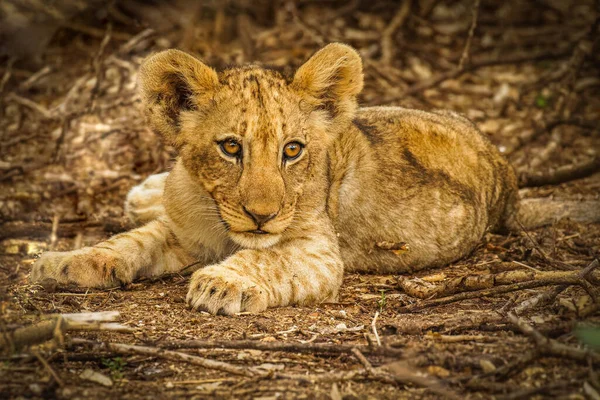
219;139;241;157
283;141;303;161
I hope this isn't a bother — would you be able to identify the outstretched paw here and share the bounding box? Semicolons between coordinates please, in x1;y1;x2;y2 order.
186;266;269;315
31;248;129;288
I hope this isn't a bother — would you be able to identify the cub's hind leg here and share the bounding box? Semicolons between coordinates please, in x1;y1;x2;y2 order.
125;172;168;226
31;218;193;288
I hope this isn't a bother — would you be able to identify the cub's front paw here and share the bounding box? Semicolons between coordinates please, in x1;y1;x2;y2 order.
31;248;129;288
186;266;269;315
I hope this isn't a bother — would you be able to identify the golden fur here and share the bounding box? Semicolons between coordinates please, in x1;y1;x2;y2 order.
31;44;599;314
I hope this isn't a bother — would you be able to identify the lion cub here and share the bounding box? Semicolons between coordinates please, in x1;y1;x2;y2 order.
31;43;592;314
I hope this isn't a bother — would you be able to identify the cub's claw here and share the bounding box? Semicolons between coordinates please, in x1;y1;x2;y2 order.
186;266;269;315
31;249;129;288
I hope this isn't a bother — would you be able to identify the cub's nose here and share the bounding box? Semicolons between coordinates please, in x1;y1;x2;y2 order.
243;206;278;226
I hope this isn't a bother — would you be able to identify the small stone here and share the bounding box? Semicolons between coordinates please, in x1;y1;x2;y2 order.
29;383;43;396
335;323;348;331
80;369;113;387
480;359;496;373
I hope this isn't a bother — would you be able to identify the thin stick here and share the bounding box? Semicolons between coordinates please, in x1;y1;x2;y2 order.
385;47;571;101
49;213;60;251
507;312;600;364
520;156;600;187
371;311;381;346
33;351;64;387
7;93;52;118
72;339;259;377
514;285;567;314
398;278;581;313
351;348;376;375
398;267;597;302
457;0;481;70
380;0;411;64
0;312;132;351
71;338;456;395
161;339;401;356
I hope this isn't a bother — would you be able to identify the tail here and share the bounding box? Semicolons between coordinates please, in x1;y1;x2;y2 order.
506;197;600;230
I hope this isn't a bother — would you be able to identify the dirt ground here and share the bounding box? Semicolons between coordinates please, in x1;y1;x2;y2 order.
1;1;599;399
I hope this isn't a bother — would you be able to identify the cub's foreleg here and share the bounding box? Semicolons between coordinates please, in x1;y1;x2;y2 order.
31;219;193;288
186;230;343;315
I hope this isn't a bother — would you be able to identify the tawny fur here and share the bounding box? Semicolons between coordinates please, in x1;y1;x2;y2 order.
31;44;600;315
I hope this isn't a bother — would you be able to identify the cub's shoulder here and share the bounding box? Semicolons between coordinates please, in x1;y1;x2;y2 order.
352;106;483;146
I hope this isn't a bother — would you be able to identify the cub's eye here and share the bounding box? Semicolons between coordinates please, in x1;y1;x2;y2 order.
283;141;304;161
219;139;242;157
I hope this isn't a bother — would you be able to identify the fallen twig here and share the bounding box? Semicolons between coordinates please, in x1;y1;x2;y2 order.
380;0;411;64
0;312;132;352
160;339;402;356
33;351;64;387
496;373;587;400
519;156;600;187
398;266;597;301
371;311;381;346
506;116;599;155
73;338;458;396
384;47;572;101
398;279;587;313
351;348;376;375
507;312;600;364
514;285;567;314
72;338;259;377
7;93;52;118
457;0;481;70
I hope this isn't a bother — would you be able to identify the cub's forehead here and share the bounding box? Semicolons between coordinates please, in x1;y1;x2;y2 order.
218;66;290;91
212;67;304;140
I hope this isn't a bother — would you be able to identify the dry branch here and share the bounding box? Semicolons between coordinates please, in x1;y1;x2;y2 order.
381;361;461;400
506;116;599;156
33;351;64;387
160;339;402;356
0;312;132;352
514;285;567;314
72;338;259;377
73;338;459;397
398;266;596;300
507;312;600;364
519;156;600;187
457;0;481;70
398;260;598;312
380;0;411;64
385;47;572;101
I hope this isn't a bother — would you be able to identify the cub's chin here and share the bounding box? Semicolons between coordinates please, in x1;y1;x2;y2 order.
228;231;282;249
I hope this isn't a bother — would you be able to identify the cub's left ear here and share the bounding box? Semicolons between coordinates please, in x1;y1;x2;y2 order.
291;43;363;127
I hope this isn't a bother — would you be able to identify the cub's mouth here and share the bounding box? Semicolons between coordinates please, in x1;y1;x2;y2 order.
228;230;282;249
249;229;269;235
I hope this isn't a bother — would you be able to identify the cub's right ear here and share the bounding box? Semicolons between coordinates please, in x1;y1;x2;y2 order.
138;49;219;146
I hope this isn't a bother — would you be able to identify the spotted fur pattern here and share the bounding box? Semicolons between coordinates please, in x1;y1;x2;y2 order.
33;43;565;315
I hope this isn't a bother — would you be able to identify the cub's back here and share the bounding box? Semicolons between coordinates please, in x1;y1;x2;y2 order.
353;106;517;230
331;106;518;272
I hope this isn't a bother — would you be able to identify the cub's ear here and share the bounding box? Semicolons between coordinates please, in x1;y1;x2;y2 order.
138;49;219;145
291;43;363;127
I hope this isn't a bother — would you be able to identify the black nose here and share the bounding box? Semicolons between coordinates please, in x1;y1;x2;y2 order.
243;207;277;226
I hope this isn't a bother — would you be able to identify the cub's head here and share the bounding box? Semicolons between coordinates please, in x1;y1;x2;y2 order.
138;43;363;248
